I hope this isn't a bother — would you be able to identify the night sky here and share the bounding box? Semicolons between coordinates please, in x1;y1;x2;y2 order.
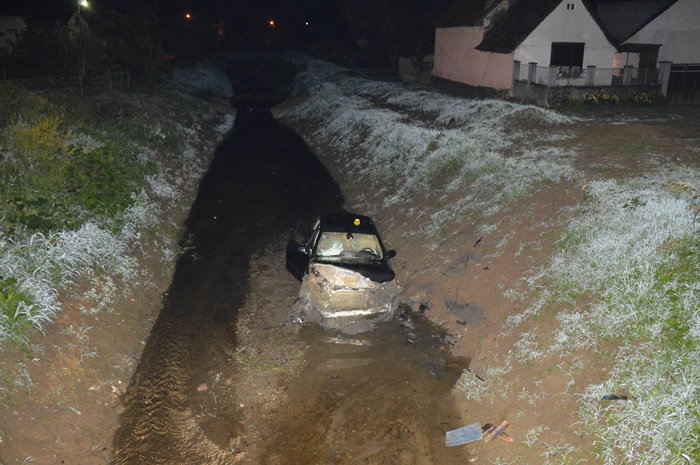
2;0;453;65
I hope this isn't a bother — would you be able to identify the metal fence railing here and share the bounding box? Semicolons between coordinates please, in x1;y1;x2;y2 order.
514;63;660;88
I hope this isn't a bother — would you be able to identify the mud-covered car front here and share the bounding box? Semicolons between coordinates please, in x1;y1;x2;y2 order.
286;214;400;334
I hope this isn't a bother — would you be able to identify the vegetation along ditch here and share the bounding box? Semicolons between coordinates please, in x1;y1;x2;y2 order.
0;60;234;463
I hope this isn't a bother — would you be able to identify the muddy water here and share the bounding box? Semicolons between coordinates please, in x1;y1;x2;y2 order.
113;69;471;464
257;321;471;465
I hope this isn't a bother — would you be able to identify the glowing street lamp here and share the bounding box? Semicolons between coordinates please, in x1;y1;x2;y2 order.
269;19;276;47
185;12;192;20
76;0;89;23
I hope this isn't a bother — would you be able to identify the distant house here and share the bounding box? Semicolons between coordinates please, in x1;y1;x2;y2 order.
0;15;26;54
432;0;617;99
67;9;90;33
432;0;698;103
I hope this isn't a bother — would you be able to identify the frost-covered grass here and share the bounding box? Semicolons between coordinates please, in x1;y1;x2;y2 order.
0;59;234;348
284;55;577;236
506;173;700;465
169;58;234;100
285;56;700;465
0;222;136;341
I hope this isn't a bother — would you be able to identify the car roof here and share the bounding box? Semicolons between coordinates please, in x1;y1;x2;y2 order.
319;213;378;235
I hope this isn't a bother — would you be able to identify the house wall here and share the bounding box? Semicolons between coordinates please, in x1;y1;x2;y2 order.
624;0;700;64
433;27;514;90
514;0;615;70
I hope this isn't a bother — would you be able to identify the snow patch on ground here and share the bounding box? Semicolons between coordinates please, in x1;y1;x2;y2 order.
169;58;234;99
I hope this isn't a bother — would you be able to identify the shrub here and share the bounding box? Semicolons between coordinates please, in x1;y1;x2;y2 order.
583;90;620;105
0;82;56;127
0;275;34;341
0;83;73;198
65;145;150;225
4;115;73;195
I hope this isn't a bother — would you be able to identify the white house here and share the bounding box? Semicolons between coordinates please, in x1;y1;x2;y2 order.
432;0;618;93
480;0;617;86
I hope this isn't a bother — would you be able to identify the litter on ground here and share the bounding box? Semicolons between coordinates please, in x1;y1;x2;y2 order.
446;423;483;446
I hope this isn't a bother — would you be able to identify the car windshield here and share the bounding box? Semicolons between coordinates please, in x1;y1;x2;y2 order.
315;231;384;264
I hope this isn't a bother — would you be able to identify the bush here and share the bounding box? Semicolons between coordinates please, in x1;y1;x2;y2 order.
0;275;34;341
0;82;56;127
4;115;73;195
583;90;620;105
0;83;72;194
66;145;149;224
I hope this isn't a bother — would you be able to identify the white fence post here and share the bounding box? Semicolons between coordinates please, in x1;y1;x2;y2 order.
548;66;558;86
528;62;537;83
586;65;596;86
658;61;672;96
623;65;634;85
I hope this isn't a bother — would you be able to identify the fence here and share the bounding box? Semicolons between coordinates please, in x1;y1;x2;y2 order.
667;63;700;103
513;62;660;88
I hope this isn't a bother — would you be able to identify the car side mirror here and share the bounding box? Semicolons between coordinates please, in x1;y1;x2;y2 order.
387;250;397;259
297;245;308;255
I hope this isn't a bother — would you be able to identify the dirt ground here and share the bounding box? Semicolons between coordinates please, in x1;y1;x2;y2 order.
1;99;699;465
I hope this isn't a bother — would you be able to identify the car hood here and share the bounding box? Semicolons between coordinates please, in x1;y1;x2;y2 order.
310;258;395;283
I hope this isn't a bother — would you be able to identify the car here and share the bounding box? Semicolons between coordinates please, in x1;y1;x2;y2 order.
286;213;401;334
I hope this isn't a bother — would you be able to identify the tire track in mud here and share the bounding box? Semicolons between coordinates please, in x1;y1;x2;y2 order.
112;78;345;464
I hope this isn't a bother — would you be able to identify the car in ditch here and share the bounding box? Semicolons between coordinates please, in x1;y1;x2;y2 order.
286;213;400;334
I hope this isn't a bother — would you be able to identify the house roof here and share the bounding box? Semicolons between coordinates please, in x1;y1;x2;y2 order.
595;0;677;42
432;0;499;28
475;0;614;53
475;0;561;53
619;0;678;43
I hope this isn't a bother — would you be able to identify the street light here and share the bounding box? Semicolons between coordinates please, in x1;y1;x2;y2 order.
76;0;89;25
269;19;275;48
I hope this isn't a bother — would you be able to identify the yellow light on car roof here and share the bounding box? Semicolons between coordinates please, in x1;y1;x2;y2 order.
353;218;361;226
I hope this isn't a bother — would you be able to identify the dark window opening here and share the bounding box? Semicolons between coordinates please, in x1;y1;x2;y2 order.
551;42;585;77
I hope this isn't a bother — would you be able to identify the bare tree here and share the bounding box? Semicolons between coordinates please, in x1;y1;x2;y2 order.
140;32;164;84
54;16;104;96
335;0;452;69
94;10;163;89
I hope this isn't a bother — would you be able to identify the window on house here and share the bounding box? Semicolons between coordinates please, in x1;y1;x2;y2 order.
550;42;585;78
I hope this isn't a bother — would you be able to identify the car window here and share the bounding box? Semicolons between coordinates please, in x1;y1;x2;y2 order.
292;224;307;246
315;232;384;263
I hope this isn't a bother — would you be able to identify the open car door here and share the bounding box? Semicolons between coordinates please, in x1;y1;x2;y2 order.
286;222;309;281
